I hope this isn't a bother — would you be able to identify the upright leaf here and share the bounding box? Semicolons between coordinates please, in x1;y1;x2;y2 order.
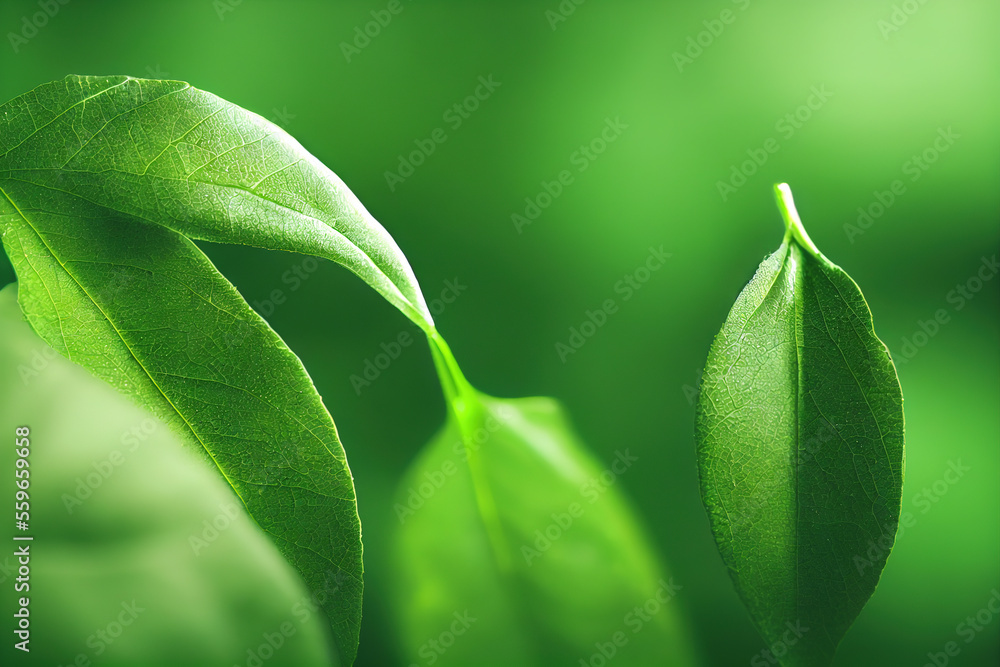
0;192;362;663
0;74;433;330
392;338;698;666
696;184;904;666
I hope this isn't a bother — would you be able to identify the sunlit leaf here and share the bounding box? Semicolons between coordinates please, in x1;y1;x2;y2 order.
0;75;432;329
0;285;338;667
696;184;905;667
393;367;698;666
0;193;363;662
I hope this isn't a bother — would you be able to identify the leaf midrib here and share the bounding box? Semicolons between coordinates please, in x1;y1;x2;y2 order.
789;242;804;630
4;168;428;329
2;75;432;330
1;182;250;505
2;183;360;576
738;242;803;627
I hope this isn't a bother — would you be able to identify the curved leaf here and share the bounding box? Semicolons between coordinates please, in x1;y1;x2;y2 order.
0;284;338;667
0;189;362;663
695;184;904;666
0;74;433;330
393;338;698;666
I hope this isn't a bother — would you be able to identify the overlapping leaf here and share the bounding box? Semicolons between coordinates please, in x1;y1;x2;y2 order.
0;285;338;667
0;75;432;329
0;74;454;663
0;178;362;664
2;75;701;667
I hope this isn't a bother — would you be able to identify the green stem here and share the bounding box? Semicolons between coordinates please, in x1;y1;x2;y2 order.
427;330;476;417
774;183;822;258
426;329;512;572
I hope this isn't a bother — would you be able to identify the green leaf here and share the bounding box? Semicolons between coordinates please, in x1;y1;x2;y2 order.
0;74;433;330
391;338;698;666
695;184;905;666
0;194;363;662
0;284;338;667
0;73;452;663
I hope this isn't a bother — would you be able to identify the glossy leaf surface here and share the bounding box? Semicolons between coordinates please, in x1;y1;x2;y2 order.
696;185;905;666
0;75;432;329
0;194;363;662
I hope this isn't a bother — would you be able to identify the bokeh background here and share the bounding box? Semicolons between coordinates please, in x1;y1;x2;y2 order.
1;1;997;665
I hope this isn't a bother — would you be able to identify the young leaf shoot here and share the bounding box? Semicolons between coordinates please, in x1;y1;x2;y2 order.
696;183;905;667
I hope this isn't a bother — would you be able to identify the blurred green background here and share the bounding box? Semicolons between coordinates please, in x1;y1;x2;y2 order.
1;0;997;665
